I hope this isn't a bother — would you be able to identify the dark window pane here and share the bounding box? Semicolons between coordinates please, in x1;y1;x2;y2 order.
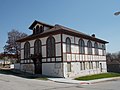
24;42;30;59
94;42;98;55
66;37;71;53
34;39;42;54
46;36;55;57
79;39;85;54
87;41;92;54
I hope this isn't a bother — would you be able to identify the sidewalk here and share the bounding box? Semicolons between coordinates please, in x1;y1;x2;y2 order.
48;77;120;85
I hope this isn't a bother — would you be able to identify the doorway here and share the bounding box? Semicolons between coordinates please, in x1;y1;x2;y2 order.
32;54;42;74
34;58;42;74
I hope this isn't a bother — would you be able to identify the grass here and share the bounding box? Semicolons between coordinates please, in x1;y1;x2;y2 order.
75;73;120;81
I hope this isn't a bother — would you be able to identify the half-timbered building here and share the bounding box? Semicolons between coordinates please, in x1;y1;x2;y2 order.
17;20;108;78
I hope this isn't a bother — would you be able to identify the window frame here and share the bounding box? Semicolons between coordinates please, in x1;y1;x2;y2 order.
78;39;85;54
102;44;105;56
87;40;93;55
36;25;40;34
24;42;30;59
66;37;71;53
67;62;71;72
46;36;56;58
34;39;42;55
94;42;99;55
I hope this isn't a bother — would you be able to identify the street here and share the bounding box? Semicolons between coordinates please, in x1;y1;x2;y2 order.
0;73;120;90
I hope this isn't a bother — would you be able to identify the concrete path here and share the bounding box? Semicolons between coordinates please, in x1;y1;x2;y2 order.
48;77;120;85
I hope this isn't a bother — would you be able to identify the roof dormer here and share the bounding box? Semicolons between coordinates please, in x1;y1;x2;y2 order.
29;20;54;35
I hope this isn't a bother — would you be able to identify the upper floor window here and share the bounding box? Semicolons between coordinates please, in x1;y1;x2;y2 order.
87;40;92;55
36;25;40;34
66;37;71;53
102;44;105;55
94;42;99;55
24;42;30;59
33;25;44;34
46;36;55;57
40;26;44;33
78;39;85;54
34;39;42;55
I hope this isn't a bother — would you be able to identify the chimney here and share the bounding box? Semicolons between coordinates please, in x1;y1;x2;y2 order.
91;34;95;38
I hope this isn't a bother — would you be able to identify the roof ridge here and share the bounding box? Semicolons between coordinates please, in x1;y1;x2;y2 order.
55;24;90;37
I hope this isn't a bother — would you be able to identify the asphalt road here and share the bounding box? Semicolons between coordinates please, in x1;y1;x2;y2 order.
0;73;120;90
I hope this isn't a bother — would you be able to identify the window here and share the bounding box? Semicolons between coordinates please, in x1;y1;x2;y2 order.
36;25;39;34
40;26;44;33
80;62;83;70
78;39;85;54
24;42;30;59
83;62;85;70
96;61;99;68
46;36;55;57
89;61;93;69
91;61;93;69
102;44;105;55
87;40;92;55
34;39;42;54
66;37;71;53
33;28;35;34
94;42;99;55
67;62;71;72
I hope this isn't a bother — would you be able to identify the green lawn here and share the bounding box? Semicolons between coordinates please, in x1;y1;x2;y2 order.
75;73;120;81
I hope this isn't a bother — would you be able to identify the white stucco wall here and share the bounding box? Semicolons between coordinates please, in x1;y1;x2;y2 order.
42;63;63;77
56;43;61;56
20;31;107;78
63;61;107;78
21;64;34;74
62;34;107;78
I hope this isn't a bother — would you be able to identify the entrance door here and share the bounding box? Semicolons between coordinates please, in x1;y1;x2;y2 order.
34;54;42;74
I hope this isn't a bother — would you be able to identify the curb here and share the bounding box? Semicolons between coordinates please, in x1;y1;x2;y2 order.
48;77;120;85
48;78;91;85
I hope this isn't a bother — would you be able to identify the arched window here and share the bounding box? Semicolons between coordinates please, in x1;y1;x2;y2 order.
87;40;92;55
34;39;42;55
78;39;85;54
66;37;71;53
102;44;105;55
46;36;55;57
33;28;36;34
94;42;99;55
24;42;30;59
36;25;39;34
40;26;44;33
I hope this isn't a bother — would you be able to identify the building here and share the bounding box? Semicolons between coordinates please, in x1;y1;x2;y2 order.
17;20;108;78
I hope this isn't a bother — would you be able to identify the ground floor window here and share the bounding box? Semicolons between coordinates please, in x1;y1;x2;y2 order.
89;61;93;69
83;62;85;70
96;61;99;68
80;62;83;70
67;62;71;72
80;62;86;70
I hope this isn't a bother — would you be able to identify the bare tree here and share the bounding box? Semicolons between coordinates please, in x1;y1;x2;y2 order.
106;51;120;62
117;51;120;61
5;29;27;62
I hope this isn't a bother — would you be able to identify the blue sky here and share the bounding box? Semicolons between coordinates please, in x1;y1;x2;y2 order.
0;0;120;53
